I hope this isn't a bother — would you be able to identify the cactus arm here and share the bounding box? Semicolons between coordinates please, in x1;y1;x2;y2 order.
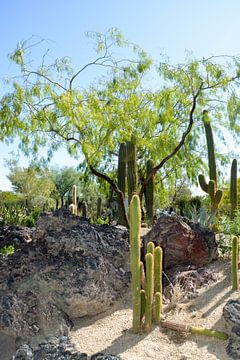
147;241;155;255
232;236;239;291
129;194;141;332
140;261;146;289
190;327;228;340
198;174;209;193
154;292;161;325
140;289;146;321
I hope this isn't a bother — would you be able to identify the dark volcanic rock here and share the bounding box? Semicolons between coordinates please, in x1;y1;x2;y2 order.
0;209;130;345
143;214;218;269
223;299;240;359
13;336;123;359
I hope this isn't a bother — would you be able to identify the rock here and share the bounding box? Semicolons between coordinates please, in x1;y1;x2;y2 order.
12;336;123;360
165;265;217;299
143;214;218;269
0;209;130;345
223;299;240;359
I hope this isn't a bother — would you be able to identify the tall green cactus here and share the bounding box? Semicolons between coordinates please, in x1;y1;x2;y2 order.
129;194;141;332
145;252;154;332
154;246;163;324
97;197;102;219
232;236;239;291
202;110;217;186
127;136;138;204
117;142;127;226
145;159;154;224
230;159;238;220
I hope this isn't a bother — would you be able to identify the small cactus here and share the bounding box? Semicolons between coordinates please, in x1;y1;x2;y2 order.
232;236;239;291
154;246;163;324
144;252;154;332
72;185;78;215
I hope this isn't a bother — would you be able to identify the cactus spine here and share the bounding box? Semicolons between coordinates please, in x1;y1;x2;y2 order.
129;194;141;332
202;110;217;186
145;159;154;224
230;159;238;220
127;136;137;204
117;142;127;226
232;236;239;290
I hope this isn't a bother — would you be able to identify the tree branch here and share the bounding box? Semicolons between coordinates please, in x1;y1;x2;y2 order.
139;82;204;201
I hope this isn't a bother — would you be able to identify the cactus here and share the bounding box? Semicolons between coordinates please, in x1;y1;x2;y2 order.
117;142;127;226
230;159;238;220
97;197;102;219
232;236;239;291
202;110;217;186
144;252;154;332
82;201;87;218
198;176;223;213
140;261;146;289
129;194;141;332
145;159;154;224
127;136;138;204
140;289;146;321
154;246;163;324
69;203;75;214
72;185;78;215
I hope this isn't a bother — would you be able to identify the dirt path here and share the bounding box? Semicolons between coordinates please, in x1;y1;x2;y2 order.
70;259;238;359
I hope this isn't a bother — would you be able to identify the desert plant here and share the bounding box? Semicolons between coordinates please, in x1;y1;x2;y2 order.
230;159;238;220
97;197;102;219
198;176;223;214
202;110;217;186
117;142;127;226
127;136;137;204
145;252;154;332
232;236;239;290
145;159;154;224
129;194;141;332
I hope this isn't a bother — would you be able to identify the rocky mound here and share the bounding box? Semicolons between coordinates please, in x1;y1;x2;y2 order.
0;209;130;352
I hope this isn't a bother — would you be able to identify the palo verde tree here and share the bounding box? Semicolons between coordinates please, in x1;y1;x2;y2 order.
1;30;240;226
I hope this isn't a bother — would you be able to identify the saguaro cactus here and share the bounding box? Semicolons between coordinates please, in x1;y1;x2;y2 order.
127;136;138;204
145;159;154;224
232;236;239;291
129;194;141;332
230;159;238;220
202;110;217;186
97;197;102;219
117;142;127;226
198;175;223;213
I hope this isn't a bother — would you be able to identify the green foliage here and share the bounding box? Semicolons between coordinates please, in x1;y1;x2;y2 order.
117;142;127;226
220;211;240;236
0;204;40;227
183;204;218;228
0;245;15;257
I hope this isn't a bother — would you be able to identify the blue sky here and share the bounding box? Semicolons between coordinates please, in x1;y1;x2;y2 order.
1;0;240;190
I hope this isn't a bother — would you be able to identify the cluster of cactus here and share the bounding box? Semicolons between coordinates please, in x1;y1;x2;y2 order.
130;194;162;333
230;159;238;219
232;235;239;290
69;185;78;215
145;159;154;224
198;175;223;213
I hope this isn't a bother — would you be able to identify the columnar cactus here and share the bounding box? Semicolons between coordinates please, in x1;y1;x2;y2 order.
202;110;217;186
127;136;137;204
154;246;163;324
72;185;78;215
97;197;102;219
230;159;238;220
145;159;154;224
82;201;87;218
129;194;141;332
145;252;154;332
232;236;239;291
117;142;127;226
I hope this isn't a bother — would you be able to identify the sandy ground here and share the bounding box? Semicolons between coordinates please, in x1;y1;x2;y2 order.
70;259;239;360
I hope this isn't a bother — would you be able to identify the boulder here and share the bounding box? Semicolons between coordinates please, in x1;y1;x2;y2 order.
143;213;218;269
223;299;240;359
0;209;130;347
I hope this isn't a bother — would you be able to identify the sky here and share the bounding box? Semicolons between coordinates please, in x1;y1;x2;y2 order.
1;0;240;191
